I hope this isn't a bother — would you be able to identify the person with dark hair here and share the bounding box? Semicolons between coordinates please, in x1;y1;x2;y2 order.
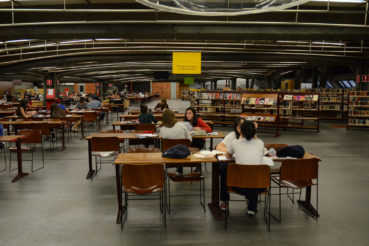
88;96;105;120
138;104;157;124
220;120;268;216
17;98;36;119
216;117;245;152
184;107;212;149
154;98;169;112
76;97;88;110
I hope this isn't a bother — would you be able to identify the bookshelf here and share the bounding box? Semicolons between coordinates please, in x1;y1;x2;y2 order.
279;92;320;132
241;92;280;136
347;91;369;129
317;89;345;120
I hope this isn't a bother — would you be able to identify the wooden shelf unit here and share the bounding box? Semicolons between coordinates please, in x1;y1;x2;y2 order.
311;89;347;120
347;90;369;129
279;92;320;132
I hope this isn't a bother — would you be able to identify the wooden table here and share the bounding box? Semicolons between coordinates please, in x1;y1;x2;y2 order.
119;114;185;122
85;132;160;179
113;152;217;224
0;120;67;151
0;135;27;182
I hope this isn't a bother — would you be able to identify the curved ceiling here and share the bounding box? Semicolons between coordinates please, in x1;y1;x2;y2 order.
0;0;368;84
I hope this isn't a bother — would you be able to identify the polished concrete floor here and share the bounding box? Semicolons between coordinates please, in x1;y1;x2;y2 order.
1;99;369;246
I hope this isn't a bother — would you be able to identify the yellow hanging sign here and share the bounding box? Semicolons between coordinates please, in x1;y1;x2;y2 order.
172;52;201;74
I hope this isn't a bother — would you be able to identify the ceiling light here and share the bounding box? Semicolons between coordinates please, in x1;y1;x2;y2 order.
6;39;34;43
59;39;93;44
95;38;124;41
312;41;344;46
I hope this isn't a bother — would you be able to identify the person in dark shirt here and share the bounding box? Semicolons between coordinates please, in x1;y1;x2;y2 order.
154;98;169;112
138;104;157;124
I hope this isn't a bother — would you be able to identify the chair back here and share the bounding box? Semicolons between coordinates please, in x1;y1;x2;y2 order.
99;129;123;133
18;129;43;144
264;143;288;150
280;159;318;182
227;164;270;189
161;138;191;151
134;123;156;132
84;112;98;122
91;136;120;152
122;163;164;195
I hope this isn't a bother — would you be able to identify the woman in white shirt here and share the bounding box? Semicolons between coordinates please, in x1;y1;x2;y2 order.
220;120;268;216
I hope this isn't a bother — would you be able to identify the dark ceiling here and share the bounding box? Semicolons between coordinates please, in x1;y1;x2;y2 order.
0;0;368;85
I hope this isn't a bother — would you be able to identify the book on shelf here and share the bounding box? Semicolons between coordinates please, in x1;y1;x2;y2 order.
259;98;265;105
312;95;319;101
255;98;261;105
283;95;293;100
249;98;256;105
305;95;313;101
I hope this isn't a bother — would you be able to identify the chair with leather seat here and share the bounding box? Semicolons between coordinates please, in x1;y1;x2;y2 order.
225;163;272;231
271;158;319;222
91;136;120;176
121;163;166;230
9;129;45;172
161;138;205;213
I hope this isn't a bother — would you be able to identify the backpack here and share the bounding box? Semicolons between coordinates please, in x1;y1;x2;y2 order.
276;145;305;158
162;144;191;159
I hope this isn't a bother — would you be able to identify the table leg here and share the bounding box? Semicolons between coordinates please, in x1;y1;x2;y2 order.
208;161;223;220
11;139;28;183
297;186;319;219
61;124;66;151
106;111;109;126
115;164;123;224
80;118;85;139
85;139;95;179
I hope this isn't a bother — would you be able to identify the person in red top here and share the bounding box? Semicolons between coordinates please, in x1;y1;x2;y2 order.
184;107;212;149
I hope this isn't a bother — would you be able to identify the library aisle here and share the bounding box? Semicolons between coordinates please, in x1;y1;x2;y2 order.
0;99;368;246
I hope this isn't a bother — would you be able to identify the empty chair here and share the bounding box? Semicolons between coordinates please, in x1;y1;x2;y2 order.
91;136;120;176
225;164;272;231
272;158;319;221
84;112;100;132
134;123;157;132
9;129;44;172
161;138;205;213
120;163;166;230
128;123;158;150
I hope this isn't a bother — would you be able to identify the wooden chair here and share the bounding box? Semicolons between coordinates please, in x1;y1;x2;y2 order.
91;136;120;176
271;158;319;221
121;163;166;230
99;129;123;134
265;143;288;150
161;138;205;213
225;164;272;231
84;112;100;132
128;124;157;147
9;129;44;172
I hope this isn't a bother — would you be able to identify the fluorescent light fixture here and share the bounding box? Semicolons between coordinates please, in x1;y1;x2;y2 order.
312;41;344;45
0;41;3;44
312;0;365;2
0;0;10;2
95;38;124;41
59;39;93;44
6;39;34;43
30;43;56;48
277;40;308;44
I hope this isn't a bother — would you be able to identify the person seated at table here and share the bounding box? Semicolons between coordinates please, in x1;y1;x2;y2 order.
88;96;105;120
50;103;66;118
160;110;192;174
57;102;71;114
138;104;157;124
154;98;169;112
17;98;36;119
184;107;212;150
220;120;270;216
76;97;88;110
